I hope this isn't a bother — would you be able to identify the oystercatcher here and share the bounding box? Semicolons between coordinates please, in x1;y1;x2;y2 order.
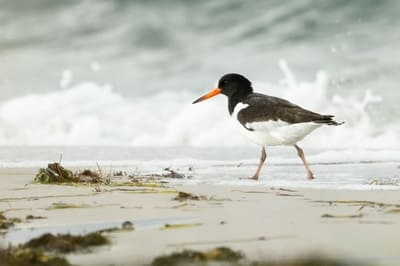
192;73;343;180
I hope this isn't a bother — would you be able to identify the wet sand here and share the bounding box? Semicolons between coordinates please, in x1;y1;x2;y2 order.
1;168;400;266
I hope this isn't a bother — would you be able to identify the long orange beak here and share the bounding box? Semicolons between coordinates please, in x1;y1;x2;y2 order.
192;88;222;104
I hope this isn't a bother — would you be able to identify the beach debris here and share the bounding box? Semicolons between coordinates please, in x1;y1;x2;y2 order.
174;191;199;201
151;247;243;266
77;169;102;183
34;163;105;184
34;162;189;189
269;187;302;197
172;192;229;202
368;177;400;186
35;163;74;183
122;220;134;229
92;184;101;192
97;221;135;233
315;200;400;209
160;223;202;230
151;247;363;266
45;202;91;210
0;193;96;203
0;212;21;231
321;213;364;219
23;232;109;253
173;191;201;201
163;168;185;179
0;248;70;266
113;171;127;176
275;192;303;197
385;208;400;214
128;179;164;188
0;231;110;266
128;168;186;180
250;257;354;266
277;188;297;193
26;215;46;220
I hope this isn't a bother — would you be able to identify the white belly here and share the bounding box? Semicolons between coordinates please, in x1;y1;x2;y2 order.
231;103;321;146
238;120;321;146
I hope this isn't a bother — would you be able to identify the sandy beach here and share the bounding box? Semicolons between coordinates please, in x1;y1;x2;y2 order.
1;167;400;266
2;1;400;265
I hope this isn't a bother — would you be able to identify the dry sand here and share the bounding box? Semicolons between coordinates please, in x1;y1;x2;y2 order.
1;168;400;266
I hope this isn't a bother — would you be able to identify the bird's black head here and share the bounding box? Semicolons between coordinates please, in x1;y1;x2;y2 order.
192;73;253;104
217;73;253;97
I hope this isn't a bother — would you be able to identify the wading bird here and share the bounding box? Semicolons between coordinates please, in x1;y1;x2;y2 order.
192;73;343;180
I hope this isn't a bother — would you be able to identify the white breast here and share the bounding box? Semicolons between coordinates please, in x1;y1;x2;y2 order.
231;103;321;146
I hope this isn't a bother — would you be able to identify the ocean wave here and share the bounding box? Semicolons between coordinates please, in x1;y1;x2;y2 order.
0;61;398;148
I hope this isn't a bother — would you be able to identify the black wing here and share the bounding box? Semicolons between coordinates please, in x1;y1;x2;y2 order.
237;93;343;127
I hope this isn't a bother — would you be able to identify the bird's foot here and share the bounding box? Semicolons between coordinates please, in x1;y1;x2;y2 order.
307;172;314;180
240;176;259;181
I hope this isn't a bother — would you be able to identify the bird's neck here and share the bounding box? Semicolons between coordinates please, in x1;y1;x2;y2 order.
228;99;240;115
228;89;252;115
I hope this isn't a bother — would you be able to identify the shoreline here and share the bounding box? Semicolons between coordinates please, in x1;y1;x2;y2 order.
0;162;399;191
1;167;400;265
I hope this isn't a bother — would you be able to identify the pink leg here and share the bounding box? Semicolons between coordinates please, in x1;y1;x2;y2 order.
250;147;267;180
294;144;314;179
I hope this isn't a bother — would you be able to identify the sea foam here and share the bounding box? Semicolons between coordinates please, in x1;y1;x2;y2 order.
0;62;398;149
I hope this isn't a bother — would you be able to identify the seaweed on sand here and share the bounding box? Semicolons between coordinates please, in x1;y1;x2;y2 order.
250;257;354;266
173;191;201;201
0;212;21;231
34;162;173;187
150;247;366;266
314;200;400;209
0;248;70;266
77;169;102;183
22;232;109;253
151;247;243;266
26;215;46;220
321;213;363;219
45;202;91;210
35;163;75;183
160;223;202;230
0;230;109;266
35;163;103;184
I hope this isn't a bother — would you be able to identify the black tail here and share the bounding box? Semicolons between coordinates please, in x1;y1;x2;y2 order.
314;115;344;126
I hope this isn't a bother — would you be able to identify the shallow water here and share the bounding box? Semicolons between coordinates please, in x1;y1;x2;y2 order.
0;146;399;190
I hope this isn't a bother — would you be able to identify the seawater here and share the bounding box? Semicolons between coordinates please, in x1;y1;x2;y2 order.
0;146;399;190
0;1;399;177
